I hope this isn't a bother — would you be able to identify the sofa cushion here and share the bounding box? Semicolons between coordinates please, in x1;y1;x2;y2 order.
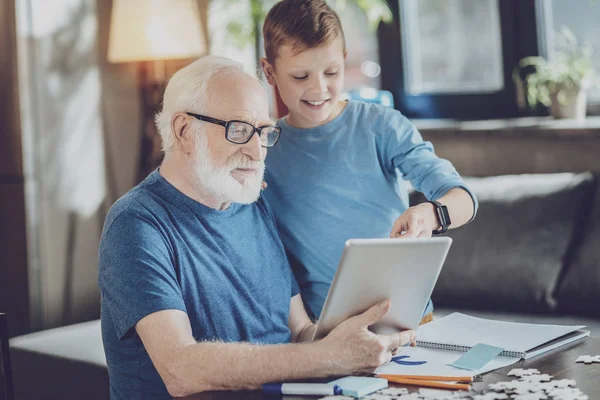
411;173;594;313
557;175;600;317
10;319;106;367
10;320;108;400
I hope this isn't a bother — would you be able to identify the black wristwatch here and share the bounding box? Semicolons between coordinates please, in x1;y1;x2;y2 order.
427;200;451;235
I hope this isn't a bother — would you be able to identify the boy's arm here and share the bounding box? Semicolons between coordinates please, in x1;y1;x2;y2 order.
421;187;474;230
136;301;413;398
390;187;475;238
382;110;477;237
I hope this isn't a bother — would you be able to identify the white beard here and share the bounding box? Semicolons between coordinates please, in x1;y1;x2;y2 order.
192;132;265;205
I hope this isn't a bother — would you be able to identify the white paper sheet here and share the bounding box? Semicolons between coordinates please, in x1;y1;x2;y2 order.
374;346;520;377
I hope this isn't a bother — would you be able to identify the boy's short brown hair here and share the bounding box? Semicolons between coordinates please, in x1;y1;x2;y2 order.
263;0;346;64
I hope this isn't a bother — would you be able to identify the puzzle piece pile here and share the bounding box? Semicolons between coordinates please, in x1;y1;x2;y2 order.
319;362;594;400
485;368;586;400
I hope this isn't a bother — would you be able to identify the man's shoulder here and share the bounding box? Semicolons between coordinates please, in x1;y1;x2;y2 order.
103;181;167;235
108;186;149;216
99;184;177;268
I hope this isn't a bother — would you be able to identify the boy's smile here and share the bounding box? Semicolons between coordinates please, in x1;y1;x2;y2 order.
302;98;331;109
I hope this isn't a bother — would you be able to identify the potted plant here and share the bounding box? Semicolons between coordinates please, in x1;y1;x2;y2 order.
513;27;598;120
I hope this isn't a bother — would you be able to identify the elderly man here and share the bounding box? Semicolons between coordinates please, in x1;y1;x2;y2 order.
98;55;415;400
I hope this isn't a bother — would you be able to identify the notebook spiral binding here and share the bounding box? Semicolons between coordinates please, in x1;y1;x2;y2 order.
416;340;525;359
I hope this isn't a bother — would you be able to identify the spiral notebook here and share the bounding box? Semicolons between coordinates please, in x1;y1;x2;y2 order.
416;313;590;360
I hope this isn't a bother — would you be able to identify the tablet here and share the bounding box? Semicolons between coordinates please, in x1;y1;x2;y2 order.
312;237;452;340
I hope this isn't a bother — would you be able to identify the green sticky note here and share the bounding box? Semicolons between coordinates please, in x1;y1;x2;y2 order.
449;343;504;371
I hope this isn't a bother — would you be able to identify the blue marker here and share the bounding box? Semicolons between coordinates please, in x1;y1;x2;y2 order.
392;355;428;366
262;383;343;396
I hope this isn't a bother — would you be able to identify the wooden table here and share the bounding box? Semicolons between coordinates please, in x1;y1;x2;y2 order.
181;337;600;399
476;336;600;397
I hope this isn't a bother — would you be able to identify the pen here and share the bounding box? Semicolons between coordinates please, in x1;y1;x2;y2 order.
262;383;343;396
377;374;473;382
377;376;471;390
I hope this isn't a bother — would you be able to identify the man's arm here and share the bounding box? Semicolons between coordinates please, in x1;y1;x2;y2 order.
136;300;413;398
288;294;317;343
136;309;334;397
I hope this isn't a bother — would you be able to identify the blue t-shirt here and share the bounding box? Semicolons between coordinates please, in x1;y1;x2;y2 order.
98;170;299;400
263;101;478;318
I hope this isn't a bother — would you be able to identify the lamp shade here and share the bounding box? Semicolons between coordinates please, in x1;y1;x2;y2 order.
108;0;206;63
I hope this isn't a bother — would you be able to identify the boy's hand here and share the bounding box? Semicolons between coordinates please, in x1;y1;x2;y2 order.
390;203;438;238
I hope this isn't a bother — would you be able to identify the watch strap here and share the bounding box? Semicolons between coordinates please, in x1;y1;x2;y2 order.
428;200;451;235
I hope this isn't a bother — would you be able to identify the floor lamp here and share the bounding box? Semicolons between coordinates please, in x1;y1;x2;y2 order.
107;0;207;183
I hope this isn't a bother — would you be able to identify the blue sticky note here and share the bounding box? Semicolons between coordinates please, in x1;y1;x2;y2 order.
449;343;504;371
328;376;388;398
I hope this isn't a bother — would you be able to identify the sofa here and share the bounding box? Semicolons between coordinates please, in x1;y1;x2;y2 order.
412;172;600;333
9;172;600;400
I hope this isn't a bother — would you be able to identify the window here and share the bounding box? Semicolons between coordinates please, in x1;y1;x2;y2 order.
537;0;600;104
381;0;600;119
401;0;504;95
207;0;257;76
380;0;534;119
335;1;382;91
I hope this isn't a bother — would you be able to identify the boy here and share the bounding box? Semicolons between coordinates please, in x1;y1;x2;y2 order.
260;0;477;322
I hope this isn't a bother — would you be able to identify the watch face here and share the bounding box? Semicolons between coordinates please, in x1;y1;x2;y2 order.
440;205;451;226
429;201;450;234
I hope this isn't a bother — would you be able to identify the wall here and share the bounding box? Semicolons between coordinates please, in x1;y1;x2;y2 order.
0;0;30;337
15;0;105;330
6;0;207;334
417;118;600;177
13;0;141;332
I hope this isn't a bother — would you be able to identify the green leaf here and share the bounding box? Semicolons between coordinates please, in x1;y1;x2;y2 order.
354;0;393;30
220;0;394;51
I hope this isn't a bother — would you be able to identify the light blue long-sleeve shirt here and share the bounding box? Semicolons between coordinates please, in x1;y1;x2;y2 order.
263;101;478;318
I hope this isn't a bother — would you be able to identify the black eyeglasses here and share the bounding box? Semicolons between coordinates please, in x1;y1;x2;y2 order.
186;112;281;148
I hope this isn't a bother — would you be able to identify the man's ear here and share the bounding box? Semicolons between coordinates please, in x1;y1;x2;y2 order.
171;113;195;155
260;57;277;86
343;48;348;61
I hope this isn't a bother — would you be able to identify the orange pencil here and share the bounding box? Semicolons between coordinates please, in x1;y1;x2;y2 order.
377;374;473;383
377;375;471;390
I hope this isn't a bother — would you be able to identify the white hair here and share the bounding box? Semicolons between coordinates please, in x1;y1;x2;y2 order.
155;55;245;154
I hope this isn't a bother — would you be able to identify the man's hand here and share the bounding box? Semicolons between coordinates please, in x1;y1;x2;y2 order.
322;300;416;375
390;203;438;238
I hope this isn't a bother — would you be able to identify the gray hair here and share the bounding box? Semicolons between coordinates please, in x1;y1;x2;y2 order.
155;55;245;154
